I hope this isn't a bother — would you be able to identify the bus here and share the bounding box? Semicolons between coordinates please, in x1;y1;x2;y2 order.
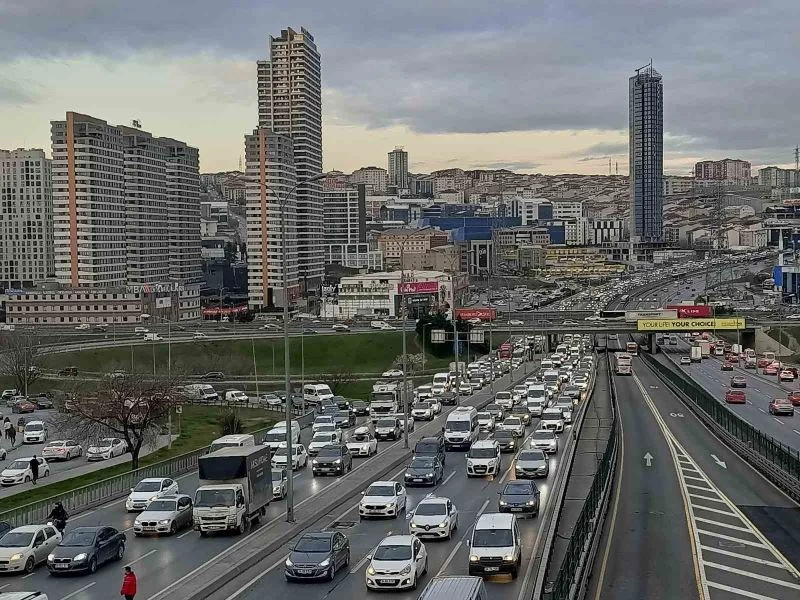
626;342;638;356
713;340;725;356
615;353;632;375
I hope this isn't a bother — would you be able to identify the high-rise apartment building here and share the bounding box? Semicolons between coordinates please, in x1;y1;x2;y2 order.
51;112;200;288
629;64;664;242
388;147;409;189
694;158;751;186
257;27;323;300
350;166;387;193
0;149;54;287
244;128;299;309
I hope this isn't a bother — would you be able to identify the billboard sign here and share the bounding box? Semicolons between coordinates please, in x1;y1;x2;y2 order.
455;308;497;321
202;305;249;317
155;297;172;309
637;318;745;331
624;310;677;322
397;281;439;295
666;304;713;318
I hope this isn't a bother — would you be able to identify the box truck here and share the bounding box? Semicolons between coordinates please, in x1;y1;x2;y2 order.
690;346;702;363
194;446;271;535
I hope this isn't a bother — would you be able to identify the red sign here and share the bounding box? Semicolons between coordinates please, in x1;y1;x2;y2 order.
397;281;439;295
455;308;497;321
202;305;249;317
667;305;712;318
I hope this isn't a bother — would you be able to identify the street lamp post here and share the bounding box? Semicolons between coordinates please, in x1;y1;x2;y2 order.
141;313;173;450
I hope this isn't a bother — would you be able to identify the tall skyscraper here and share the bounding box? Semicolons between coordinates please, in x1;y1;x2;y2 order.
629;64;663;242
257;27;323;302
51;112;200;288
388;147;409;189
0;149;54;287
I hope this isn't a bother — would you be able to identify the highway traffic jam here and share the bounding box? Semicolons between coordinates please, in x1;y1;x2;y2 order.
0;334;595;600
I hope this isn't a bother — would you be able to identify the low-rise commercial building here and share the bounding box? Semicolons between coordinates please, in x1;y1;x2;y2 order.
376;227;450;266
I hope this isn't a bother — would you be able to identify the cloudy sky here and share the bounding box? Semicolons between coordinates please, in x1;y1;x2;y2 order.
1;0;797;175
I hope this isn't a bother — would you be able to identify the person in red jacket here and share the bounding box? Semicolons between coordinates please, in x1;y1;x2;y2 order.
121;566;137;599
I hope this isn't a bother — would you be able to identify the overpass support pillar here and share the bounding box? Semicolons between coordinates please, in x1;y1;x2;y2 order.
544;334;553;353
649;333;659;354
741;328;756;350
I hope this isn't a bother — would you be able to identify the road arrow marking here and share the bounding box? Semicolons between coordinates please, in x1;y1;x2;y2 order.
711;454;727;469
644;452;653;467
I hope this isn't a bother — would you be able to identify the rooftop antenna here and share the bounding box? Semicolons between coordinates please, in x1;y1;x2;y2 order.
238;154;243;172
615;161;619;175
131;119;142;129
608;158;612;175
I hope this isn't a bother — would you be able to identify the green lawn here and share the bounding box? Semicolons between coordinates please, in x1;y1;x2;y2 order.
42;332;456;377
0;406;275;514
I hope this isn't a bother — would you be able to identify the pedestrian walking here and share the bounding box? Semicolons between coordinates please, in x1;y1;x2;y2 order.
121;565;137;600
9;424;16;447
3;417;10;442
29;455;38;485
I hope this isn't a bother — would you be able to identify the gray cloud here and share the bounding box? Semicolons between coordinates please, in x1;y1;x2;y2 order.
472;160;541;171
0;79;38;105
1;0;798;165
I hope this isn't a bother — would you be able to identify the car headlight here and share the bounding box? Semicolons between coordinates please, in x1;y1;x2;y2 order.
400;565;412;575
9;553;23;561
159;519;170;525
73;553;87;562
385;503;394;509
426;472;434;478
470;554;479;562
149;495;159;502
367;566;376;575
504;554;514;561
527;500;536;506
134;520;141;526
285;557;293;567
47;553;55;561
334;459;342;464
499;500;508;506
318;557;330;567
467;460;473;467
438;521;449;528
312;459;319;465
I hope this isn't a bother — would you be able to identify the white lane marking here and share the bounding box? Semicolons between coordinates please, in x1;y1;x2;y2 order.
699;545;786;569
437;498;490;576
439;470;455;487
58;583;96;600
774;418;785;425
225;553;289;600
177;528;194;539
688;493;728;505
692;504;746;518
794;429;800;436
70;509;96;521
349;541;381;575
21;572;36;579
757;407;767;413
126;548;158;566
706;581;781;600
696;529;767;548
0;585;8;591
703;561;800;590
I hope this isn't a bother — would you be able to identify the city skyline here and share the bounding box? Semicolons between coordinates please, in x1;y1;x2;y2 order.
1;1;798;176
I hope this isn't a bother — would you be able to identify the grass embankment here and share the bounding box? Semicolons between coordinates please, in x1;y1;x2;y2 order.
43;332;455;377
0;406;275;513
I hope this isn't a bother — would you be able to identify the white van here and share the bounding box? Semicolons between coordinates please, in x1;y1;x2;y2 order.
432;372;450;390
444;406;478;450
209;434;255;454
224;390;249;404
370;320;388;329
183;384;219;403
303;383;334;404
263;421;301;451
144;333;162;341
468;513;522;578
466;439;501;477
540;359;553;371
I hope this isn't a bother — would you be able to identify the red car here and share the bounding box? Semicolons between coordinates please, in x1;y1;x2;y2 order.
768;398;795;416
757;357;771;368
763;364;779;376
730;376;747;388
725;389;746;404
788;390;800;406
720;362;734;371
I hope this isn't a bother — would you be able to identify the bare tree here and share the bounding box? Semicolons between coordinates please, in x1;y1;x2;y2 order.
325;367;356;394
0;330;42;394
61;373;182;469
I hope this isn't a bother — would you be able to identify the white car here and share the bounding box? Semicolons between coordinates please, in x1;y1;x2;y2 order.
508;320;524;326
312;415;335;434
41;439;83;461
499;417;525;438
476;412;496;432
271;443;308;470
87;437;127;461
427;397;442;415
22;421;48;444
530;429;558;454
193;332;208;340
408;496;459;540
365;535;427;591
346;427;378;457
0;456;50;486
359;481;407;519
0;524;61;573
779;370;795;382
411;401;434;421
332;323;350;331
258;393;283;407
126;477;179;511
494;391;514;410
308;432;340;456
271;468;288;499
381;369;404;378
457;382;472;395
540;408;565;433
134;327;148;333
74;323;90;330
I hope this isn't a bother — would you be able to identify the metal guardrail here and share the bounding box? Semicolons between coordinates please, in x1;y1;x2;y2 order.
0;409;317;529
641;352;800;501
543;353;620;600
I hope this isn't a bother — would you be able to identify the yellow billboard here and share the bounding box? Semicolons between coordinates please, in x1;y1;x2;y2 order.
637;318;745;331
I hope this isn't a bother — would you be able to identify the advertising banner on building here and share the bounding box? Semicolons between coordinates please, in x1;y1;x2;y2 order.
637;318;745;331
666;304;713;318
455;308;497;321
202;305;249;317
155;297;172;309
397;281;439;295
624;310;677;322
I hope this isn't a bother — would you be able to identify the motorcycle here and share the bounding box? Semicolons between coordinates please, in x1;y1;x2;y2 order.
48;518;67;534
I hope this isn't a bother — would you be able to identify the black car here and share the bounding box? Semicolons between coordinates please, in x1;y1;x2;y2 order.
34;395;54;410
47;526;126;574
201;372;224;381
333;409;355;428
413;436;446;466
510;405;532;426
58;366;78;377
498;480;540;516
491;430;517;453
351;400;369;416
284;531;350;582
332;396;351;410
404;456;444;486
486;403;505;421
312;444;352;476
437;391;458;406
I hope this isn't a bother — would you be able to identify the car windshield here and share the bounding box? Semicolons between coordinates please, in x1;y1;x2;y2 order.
414;503;447;516
295;536;331;553
96;440;113;448
415;402;431;409
519;450;546;461
469;447;497;458
313;434;334;443
496;392;511;400
0;532;33;547
446;420;471;432
416;443;437;454
265;432;286;442
376;419;396;428
317;447;342;458
477;413;491;420
352;434;369;442
410;457;435;469
373;544;411;561
271;471;285;481
45;442;64;448
134;481;162;492
336;411;350;418
366;484;395;496
195;489;235;508
146;500;177;512
9;460;31;470
25;423;43;431
61;530;98;547
494;431;513;440
315;417;332;424
487;404;501;412
504;482;534;495
503;418;521;425
472;529;513;548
